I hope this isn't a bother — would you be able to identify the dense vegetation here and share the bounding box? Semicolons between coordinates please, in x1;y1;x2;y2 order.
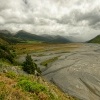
0;44;15;63
23;54;41;75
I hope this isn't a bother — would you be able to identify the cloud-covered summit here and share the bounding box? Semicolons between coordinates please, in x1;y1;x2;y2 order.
0;0;100;42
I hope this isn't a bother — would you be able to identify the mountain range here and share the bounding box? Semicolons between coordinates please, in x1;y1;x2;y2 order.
0;30;71;44
1;30;100;44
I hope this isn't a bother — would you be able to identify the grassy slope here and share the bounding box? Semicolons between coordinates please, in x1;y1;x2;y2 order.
0;63;76;100
88;35;100;43
0;38;8;45
0;42;79;100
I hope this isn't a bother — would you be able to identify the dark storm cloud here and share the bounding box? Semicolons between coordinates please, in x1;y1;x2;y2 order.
75;9;100;26
57;8;100;28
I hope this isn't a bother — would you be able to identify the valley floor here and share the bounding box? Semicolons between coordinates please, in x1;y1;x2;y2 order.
17;43;100;100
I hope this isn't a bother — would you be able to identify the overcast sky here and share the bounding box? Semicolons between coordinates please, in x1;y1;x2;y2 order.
0;0;100;42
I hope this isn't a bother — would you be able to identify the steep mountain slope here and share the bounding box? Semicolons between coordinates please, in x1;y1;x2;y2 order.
14;30;47;42
0;30;21;44
0;30;12;37
0;30;71;43
15;30;70;43
88;35;100;43
41;34;70;43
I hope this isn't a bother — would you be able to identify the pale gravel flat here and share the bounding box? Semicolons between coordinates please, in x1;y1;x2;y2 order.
42;43;100;100
18;43;100;100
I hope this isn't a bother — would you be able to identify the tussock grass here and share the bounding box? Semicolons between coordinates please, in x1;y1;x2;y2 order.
12;43;81;55
0;71;76;100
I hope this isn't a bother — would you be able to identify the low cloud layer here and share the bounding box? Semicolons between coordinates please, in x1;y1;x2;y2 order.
0;0;100;42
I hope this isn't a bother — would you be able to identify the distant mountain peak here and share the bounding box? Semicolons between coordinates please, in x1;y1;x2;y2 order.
0;30;11;35
16;30;30;34
15;30;70;43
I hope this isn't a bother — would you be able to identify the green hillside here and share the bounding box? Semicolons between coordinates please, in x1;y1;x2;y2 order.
0;38;8;45
0;30;22;44
88;35;100;43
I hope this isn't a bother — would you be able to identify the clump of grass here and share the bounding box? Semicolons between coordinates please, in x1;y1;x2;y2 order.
0;80;28;100
17;79;47;93
40;56;59;67
0;82;6;100
5;71;17;79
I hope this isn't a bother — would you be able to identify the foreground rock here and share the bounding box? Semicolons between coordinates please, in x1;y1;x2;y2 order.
42;43;100;100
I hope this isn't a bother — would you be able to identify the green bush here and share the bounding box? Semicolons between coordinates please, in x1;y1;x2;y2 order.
22;54;41;75
17;79;47;93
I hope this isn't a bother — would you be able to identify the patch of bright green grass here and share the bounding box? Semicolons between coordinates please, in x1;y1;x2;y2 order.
40;56;59;67
17;79;47;93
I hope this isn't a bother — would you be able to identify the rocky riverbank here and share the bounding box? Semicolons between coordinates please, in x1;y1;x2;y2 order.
42;43;100;100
